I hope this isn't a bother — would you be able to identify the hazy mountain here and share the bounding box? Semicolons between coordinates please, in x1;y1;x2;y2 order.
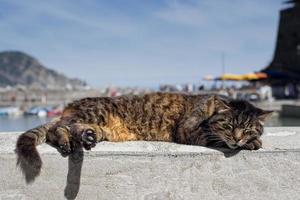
0;51;86;89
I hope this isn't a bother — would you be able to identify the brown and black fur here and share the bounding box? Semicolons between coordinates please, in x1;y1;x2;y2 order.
15;93;272;182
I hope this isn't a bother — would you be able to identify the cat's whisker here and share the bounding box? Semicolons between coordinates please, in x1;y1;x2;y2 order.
204;134;221;140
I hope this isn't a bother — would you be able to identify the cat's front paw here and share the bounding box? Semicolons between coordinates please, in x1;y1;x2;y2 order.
82;129;97;150
242;138;262;150
58;141;73;157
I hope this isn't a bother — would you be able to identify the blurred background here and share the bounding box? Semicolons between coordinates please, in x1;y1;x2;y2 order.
0;0;299;131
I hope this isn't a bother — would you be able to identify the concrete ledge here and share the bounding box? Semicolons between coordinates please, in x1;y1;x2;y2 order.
0;127;300;200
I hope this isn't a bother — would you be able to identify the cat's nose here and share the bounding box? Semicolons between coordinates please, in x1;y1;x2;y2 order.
234;129;243;141
234;136;239;142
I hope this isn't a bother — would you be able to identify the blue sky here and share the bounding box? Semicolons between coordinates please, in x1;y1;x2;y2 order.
0;0;285;87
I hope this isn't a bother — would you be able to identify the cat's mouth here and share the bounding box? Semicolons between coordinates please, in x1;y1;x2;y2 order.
226;140;248;149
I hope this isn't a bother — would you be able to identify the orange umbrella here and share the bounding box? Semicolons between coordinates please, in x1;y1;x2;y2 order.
217;72;268;81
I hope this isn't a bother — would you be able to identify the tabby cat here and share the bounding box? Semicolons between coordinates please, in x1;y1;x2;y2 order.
16;93;272;182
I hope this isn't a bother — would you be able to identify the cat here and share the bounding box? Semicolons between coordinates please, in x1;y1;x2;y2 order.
15;92;272;182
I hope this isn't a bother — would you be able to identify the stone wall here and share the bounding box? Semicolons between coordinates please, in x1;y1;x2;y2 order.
0;127;299;200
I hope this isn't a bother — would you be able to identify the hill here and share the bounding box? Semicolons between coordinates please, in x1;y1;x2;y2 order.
0;51;86;89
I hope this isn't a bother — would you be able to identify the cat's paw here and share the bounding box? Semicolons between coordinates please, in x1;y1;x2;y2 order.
242;138;262;150
82;129;97;150
58;141;73;157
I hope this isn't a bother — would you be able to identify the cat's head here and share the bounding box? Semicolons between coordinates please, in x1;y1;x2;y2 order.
206;96;273;149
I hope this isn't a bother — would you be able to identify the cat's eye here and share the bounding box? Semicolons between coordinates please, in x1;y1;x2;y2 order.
244;129;252;134
223;124;233;130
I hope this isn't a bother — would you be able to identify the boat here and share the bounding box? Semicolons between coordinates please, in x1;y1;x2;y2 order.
25;106;50;117
47;105;63;117
0;106;23;116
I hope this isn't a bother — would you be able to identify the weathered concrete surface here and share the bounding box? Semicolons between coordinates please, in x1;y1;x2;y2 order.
0;127;300;200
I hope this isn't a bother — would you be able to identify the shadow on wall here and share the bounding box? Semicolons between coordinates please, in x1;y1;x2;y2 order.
211;147;241;158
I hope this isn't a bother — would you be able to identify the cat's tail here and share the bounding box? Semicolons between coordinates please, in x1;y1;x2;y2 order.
15;119;59;183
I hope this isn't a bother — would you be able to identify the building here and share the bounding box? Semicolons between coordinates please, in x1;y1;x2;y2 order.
263;0;300;98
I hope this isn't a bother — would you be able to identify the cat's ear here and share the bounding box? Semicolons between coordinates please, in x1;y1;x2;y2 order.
207;95;230;116
258;110;273;125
